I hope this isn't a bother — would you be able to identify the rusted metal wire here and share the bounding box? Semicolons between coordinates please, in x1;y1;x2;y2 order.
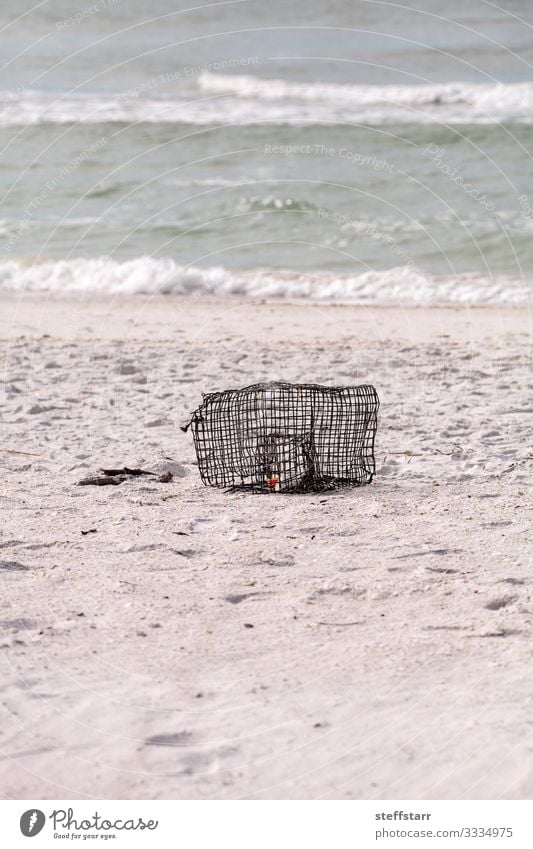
183;381;379;493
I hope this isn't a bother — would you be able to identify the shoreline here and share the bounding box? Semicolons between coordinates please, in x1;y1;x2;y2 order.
0;294;530;345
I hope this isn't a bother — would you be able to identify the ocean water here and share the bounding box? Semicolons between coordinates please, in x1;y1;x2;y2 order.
0;0;532;304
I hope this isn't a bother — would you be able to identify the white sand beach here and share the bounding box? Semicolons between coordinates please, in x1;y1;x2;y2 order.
0;295;531;800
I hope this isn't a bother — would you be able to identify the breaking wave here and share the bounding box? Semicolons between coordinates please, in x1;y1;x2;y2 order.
2;78;533;126
0;257;528;305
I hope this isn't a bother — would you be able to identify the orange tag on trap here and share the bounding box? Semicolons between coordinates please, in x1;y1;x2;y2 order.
266;476;280;491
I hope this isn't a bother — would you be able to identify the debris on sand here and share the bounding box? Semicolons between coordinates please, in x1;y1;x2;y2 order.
78;466;173;486
0;560;29;572
78;475;125;486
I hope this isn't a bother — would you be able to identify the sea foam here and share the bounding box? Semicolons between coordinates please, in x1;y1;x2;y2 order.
1;78;533;126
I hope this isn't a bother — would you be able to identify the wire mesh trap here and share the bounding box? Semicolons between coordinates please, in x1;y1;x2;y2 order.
183;381;379;493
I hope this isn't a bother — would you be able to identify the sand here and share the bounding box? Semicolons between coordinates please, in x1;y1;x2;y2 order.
0;294;531;800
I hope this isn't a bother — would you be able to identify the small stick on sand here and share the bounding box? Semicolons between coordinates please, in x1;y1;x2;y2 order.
100;467;156;477
0;448;43;456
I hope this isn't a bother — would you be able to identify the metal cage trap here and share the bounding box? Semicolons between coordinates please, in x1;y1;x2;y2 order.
183;381;379;493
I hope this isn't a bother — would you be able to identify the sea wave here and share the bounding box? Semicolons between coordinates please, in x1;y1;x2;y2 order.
0;257;528;305
1;78;533;126
198;74;533;124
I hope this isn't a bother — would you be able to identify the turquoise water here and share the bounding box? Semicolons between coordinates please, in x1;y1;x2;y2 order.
0;0;532;303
